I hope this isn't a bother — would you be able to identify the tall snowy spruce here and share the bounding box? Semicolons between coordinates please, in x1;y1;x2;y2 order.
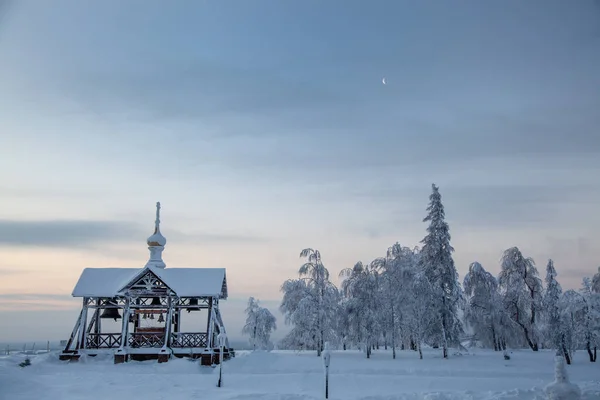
418;184;463;358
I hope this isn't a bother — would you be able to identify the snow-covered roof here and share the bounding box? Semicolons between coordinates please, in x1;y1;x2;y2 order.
72;268;140;298
71;266;227;299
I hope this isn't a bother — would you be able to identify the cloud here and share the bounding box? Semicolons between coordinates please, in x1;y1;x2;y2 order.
0;220;141;247
337;181;600;242
0;293;78;311
442;184;600;229
0;268;34;276
54;60;355;129
0;219;268;248
0;293;70;301
169;230;268;245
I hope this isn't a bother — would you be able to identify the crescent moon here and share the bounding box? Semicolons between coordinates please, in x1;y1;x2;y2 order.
382;78;387;85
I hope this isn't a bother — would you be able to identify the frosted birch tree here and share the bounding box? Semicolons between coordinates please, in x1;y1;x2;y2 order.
542;259;571;363
463;262;509;351
372;243;421;358
339;261;381;358
280;248;339;356
498;247;542;351
574;278;599;362
418;183;463;358
242;297;277;350
404;270;436;359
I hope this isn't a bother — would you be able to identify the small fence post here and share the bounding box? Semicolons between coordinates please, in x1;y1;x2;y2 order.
323;342;331;399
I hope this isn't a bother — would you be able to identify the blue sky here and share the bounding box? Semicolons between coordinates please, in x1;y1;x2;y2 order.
1;0;599;342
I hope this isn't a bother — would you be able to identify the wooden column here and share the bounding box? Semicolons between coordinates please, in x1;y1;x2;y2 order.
158;296;175;363
206;297;214;348
119;298;131;349
133;298;140;333
94;298;100;334
63;308;83;352
163;297;174;347
79;298;89;350
174;310;180;334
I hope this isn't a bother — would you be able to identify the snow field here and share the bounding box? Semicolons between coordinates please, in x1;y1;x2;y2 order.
1;348;599;400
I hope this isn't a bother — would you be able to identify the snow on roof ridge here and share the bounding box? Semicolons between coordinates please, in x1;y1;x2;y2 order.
71;265;227;298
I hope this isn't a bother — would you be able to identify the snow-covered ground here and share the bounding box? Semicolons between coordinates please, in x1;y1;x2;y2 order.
1;348;599;399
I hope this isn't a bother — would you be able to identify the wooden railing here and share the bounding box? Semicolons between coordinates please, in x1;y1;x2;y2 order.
86;333;122;349
85;332;209;349
170;332;208;348
128;332;165;348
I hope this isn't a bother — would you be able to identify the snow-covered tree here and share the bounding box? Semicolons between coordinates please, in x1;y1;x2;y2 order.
372;243;423;358
592;267;600;294
404;269;437;359
574;278;600;362
542;260;570;363
463;261;510;351
242;297;277;350
418;183;463;358
335;296;352;351
498;247;542;351
280;248;339;356
339;261;381;358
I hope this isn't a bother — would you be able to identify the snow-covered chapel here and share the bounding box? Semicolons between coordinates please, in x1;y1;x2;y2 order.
60;202;233;365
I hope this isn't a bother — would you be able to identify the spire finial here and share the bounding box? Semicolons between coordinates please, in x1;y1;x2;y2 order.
155;202;161;233
146;201;166;269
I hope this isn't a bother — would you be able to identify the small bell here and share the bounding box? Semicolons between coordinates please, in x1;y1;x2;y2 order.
158;313;165;323
150;313;155;320
143;313;148;319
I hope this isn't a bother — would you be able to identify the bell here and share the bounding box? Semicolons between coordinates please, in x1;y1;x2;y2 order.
157;313;165;323
100;299;121;321
150;313;154;320
187;298;199;313
143;313;148;319
151;297;161;306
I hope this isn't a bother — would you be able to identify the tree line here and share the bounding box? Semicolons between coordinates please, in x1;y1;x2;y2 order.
244;184;600;364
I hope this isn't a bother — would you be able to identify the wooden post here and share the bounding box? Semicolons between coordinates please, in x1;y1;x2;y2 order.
119;298;131;350
47;341;50;353
206;297;214;348
95;298;101;335
174;309;180;334
79;298;89;349
64;308;84;352
158;296;175;363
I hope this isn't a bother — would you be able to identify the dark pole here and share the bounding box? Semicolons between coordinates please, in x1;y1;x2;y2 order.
323;342;331;399
325;367;329;399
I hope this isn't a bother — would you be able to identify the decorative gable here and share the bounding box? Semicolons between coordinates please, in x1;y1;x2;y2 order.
119;268;174;297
